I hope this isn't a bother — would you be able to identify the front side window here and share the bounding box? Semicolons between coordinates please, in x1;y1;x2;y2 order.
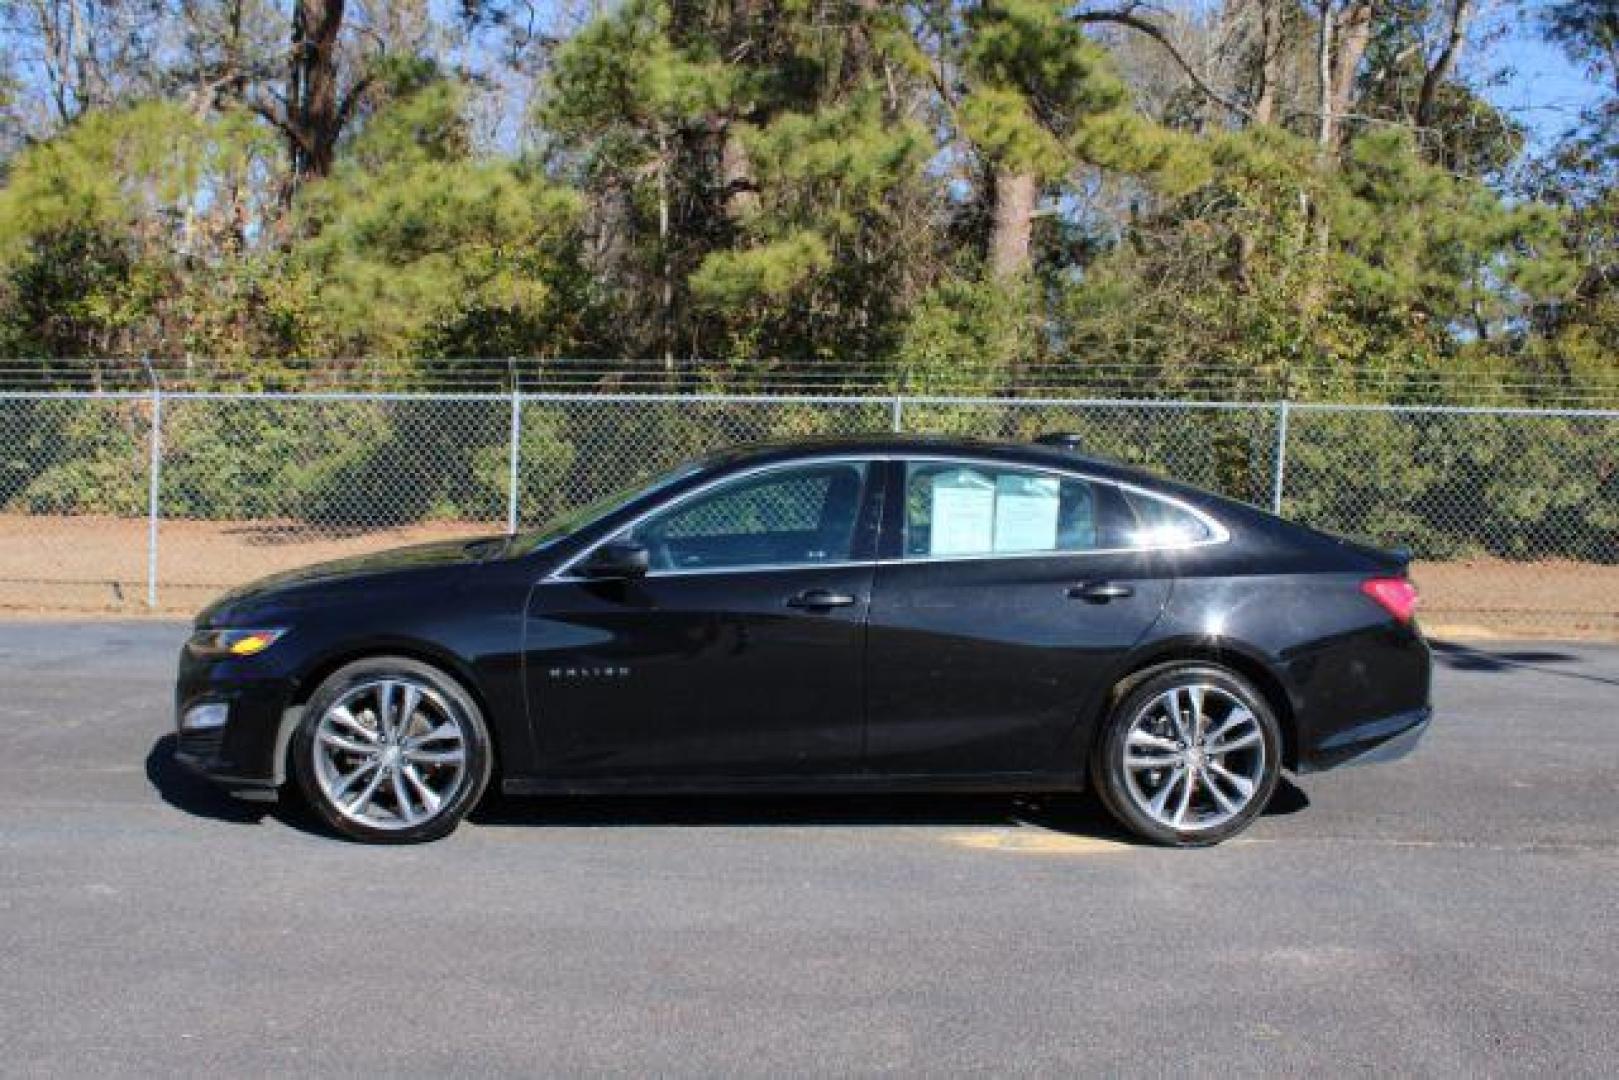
625;461;868;572
903;462;1108;558
514;460;708;553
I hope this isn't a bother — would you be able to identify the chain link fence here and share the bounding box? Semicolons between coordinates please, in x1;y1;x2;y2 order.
2;390;1616;635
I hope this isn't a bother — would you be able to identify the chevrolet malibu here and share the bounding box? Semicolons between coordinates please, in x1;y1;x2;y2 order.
175;435;1431;845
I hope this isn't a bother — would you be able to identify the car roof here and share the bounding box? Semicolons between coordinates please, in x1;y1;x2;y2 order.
706;433;1172;489
699;434;1399;568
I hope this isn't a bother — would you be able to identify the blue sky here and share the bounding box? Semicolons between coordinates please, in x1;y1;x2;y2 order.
6;0;1603;160
1481;22;1604;151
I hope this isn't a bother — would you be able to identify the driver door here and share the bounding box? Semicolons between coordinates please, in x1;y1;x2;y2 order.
523;458;881;780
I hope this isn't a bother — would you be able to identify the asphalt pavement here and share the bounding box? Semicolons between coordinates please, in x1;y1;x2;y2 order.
0;621;1615;1076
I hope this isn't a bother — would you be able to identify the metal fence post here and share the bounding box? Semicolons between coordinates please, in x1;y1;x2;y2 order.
141;359;162;609
891;394;904;433
506;372;522;534
1271;398;1290;515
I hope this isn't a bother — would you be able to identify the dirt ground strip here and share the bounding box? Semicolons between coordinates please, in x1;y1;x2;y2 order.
0;514;482;616
1;513;1615;636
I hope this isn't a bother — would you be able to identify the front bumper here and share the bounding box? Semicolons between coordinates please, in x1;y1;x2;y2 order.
174;645;301;797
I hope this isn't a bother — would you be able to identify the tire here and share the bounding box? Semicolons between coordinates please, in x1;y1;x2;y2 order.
291;656;493;843
1090;664;1282;847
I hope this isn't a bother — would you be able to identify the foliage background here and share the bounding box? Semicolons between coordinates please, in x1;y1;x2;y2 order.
0;1;1615;559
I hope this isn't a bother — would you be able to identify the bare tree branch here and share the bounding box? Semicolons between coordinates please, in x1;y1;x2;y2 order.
1071;6;1254;121
335;72;373;132
248;93;313;155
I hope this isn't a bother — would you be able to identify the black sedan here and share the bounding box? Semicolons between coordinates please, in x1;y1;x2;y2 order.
175;435;1431;845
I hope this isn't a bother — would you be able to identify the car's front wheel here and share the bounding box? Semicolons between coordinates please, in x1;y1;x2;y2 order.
1091;665;1282;846
291;656;492;843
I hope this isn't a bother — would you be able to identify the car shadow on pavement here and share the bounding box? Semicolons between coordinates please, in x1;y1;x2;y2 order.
468;778;1310;844
146;733;1309;843
147;735;268;823
146;734;325;836
1430;639;1619;687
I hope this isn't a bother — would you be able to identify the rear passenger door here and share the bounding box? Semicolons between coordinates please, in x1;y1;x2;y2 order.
863;458;1174;776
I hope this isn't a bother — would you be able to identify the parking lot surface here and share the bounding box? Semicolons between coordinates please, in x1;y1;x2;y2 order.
1;622;1615;1076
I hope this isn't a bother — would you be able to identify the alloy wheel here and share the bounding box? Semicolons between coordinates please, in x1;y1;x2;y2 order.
1119;683;1267;833
311;677;468;831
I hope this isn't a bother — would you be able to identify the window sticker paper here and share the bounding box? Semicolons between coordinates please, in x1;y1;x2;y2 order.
993;474;1060;552
929;470;996;555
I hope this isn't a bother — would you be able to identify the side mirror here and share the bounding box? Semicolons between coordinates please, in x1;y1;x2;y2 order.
579;540;650;580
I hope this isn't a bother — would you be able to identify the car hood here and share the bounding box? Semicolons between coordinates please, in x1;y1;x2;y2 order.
196;535;509;625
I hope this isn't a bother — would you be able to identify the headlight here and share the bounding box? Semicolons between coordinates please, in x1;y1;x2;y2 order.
188;627;287;658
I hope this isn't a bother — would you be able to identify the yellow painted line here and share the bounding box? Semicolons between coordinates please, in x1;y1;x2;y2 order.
1422;623;1502;641
1424;621;1619;644
945;829;1135;855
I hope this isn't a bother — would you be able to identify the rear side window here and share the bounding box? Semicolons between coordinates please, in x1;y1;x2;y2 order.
1122;489;1218;548
903;462;1108;558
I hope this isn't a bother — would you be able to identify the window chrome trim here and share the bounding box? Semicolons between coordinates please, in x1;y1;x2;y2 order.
545;455;876;582
558;559;873;582
543;451;1229;583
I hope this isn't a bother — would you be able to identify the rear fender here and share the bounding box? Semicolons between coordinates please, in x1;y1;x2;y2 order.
1059;634;1300;771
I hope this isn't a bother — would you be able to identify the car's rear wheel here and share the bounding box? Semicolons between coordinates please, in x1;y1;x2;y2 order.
1091;665;1281;847
292;657;492;843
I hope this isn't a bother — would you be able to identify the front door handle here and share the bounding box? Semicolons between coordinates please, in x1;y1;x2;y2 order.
786;589;858;610
1068;581;1135;603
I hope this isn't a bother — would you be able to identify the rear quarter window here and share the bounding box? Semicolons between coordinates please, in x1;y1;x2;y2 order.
1122;489;1220;548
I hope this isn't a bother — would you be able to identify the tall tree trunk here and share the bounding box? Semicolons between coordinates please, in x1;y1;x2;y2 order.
716;0;761;227
1253;0;1285;125
988;168;1037;280
1233;0;1286;289
1416;0;1475;131
841;0;883;88
720;125;759;224
1316;0;1335;149
289;0;345;178
1328;0;1373;145
988;167;1037;395
1314;0;1374;152
657;132;675;373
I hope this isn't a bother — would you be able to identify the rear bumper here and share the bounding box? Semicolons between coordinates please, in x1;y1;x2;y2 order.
1295;707;1431;773
1281;617;1432;773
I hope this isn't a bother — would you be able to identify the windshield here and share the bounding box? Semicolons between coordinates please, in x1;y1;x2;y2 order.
512;460;708;553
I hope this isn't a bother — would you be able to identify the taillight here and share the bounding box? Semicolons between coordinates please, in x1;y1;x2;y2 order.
1361;577;1419;623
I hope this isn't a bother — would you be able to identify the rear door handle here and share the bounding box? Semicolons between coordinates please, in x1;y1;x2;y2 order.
1068;581;1135;603
786;589;858;610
